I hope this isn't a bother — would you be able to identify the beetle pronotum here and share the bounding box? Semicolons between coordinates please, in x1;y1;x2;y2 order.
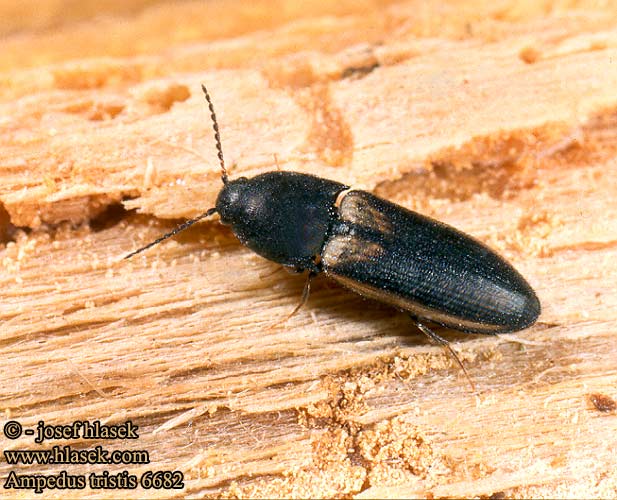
126;85;541;387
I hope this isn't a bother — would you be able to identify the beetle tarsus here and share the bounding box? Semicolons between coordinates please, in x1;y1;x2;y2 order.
267;271;316;330
414;318;477;393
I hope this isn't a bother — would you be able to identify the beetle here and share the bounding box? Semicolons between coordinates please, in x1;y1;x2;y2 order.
126;84;541;382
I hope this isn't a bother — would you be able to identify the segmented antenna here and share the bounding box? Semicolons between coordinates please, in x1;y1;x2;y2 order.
124;84;228;259
124;207;217;259
201;84;228;184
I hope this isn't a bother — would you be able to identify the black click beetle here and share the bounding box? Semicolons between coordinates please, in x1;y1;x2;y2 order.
126;84;541;375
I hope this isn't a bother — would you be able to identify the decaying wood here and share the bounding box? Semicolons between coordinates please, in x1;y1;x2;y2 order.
1;1;617;498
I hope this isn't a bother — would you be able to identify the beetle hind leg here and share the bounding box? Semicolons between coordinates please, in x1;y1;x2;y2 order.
412;317;477;393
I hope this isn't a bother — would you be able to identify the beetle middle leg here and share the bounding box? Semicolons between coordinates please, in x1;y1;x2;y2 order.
412;316;476;392
267;271;317;330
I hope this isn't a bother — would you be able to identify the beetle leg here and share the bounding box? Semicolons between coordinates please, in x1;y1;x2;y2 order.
413;317;477;393
290;271;315;317
258;266;288;280
267;271;316;330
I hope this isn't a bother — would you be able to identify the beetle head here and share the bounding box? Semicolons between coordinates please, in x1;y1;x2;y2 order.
215;177;249;226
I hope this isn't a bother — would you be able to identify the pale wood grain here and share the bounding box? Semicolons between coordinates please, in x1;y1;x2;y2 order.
1;1;617;498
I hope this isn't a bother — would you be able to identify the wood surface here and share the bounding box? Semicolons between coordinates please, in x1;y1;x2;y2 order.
1;1;617;498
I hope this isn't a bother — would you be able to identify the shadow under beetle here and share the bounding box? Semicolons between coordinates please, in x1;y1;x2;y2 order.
126;85;541;383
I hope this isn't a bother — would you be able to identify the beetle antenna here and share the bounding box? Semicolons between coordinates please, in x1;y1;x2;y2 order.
124;207;217;259
201;84;228;184
124;84;227;259
414;319;477;393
